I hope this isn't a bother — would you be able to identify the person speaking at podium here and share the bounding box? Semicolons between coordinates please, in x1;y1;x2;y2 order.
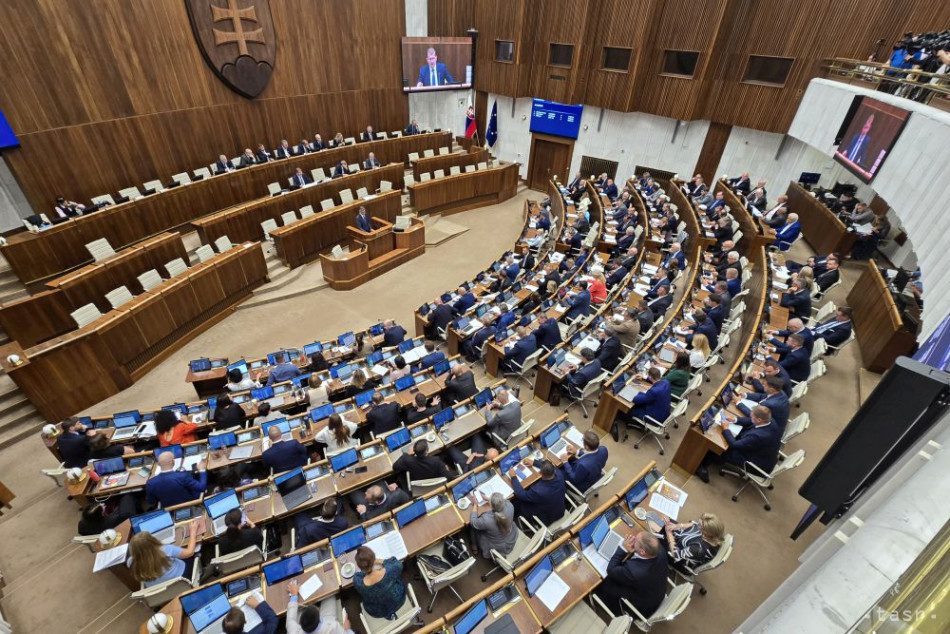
355;206;373;232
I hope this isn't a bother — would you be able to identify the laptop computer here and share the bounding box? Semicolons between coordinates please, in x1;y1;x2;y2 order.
274;469;311;510
204;490;242;535
454;598;488;634
625;479;650;510
540;426;568;457
330;448;359;472
473;388;493;409
524;556;553;597
310;403;334;423
189;358;212;373
131;511;176;544
182;585;230;634
225;575;261;599
263;555;304;586
394;498;427;529
658;346;677;364
385;427;412;453
208;432;237;450
433;407;455;429
331;526;366;557
582;515;623;577
394;375;416;392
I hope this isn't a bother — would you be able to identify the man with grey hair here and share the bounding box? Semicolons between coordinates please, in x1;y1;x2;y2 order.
484;388;522;444
595;531;668;616
717;250;742;280
353;483;409;520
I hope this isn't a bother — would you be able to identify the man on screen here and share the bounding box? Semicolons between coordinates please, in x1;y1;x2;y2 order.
417;47;455;87
842;114;874;167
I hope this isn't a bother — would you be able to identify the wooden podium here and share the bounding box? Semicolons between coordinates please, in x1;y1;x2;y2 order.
320;216;426;290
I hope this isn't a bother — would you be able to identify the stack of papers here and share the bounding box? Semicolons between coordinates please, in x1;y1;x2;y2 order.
564;426;585;447
648;481;689;521
93;544;129;573
536;572;570;610
476;474;514;502
365;530;408;561
582;544;610;578
238;591;266;630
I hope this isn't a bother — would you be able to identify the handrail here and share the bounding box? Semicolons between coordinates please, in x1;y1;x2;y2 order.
821;57;950;103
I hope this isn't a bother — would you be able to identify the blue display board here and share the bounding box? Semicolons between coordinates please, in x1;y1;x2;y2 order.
529;99;583;139
0;110;18;149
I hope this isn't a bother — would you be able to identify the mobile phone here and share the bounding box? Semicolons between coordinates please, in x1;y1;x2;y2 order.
354;465;368;474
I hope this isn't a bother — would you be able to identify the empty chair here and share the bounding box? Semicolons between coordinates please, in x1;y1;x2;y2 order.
808;301;837;328
72;534;102;553
71;303;103;328
810;338;828;361
781;412;810;450
267;182;282;196
720;449;806;511
416;542;476;612
106;286;135;310
423;149;435;157
339;189;355;204
330;245;345;258
438;146;449;155
503;348;544;390
567;466;617;506
343;136;356;145
476;161;488;170
356;187;369;199
209;542;266;576
433;169;445;178
164;257;188;277
299;204;315;219
171;173;191;186
487;419;534;450
349;163;360;173
629;400;689;454
808;359;827;383
118;186;142;200
230;156;241;168
393;216;412;231
193;167;212;180
261;218;279;241
541;502;589;540
377;131;388;139
408;478;446;497
195;244;216;263
320;198;335;211
620;581;694;631
547;597;604;634
464;164;475;172
90;194;116;206
130;562;201;610
563;370;610;418
214;235;233;253
379;180;393;192
137;269;164;291
482;521;547;582
143;180;164;193
788;380;808;407
40;463;70;487
311;168;327;181
449;165;461;175
85;238;116;262
392;130;403;137
408;152;420;162
281;211;298;226
419;173;431;182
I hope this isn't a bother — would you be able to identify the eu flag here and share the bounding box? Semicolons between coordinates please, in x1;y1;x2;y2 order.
486;101;498;148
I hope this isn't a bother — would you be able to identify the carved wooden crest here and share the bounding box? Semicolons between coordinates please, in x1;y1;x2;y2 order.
185;0;277;99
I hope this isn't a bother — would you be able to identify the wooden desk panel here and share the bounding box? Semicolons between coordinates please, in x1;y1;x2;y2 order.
847;261;917;372
1;132;450;285
786;181;857;256
411;148;488;180
408;163;519;216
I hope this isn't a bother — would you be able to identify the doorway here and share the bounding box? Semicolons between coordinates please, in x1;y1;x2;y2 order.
528;133;574;191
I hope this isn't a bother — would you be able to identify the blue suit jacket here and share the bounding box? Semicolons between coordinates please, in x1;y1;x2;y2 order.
565;290;591;321
262;440;309;473
418;62;455;86
512;468;566;525
146;470;208;508
744;391;790;431
453;292;476;314
563;446;608;493
356;213;373;232
534;319;562;350
689;319;719;350
706;304;727;332
726;277;741;297
723;420;782;473
565;359;602;392
780;347;811;383
771;327;814;357
383;325;407;347
814;319;852;347
843;131;870;165
504;263;520;283
603;184;619;200
606;267;628;288
418;351;446;372
664;251;686;271
596;336;623;372
291;173;311;187
775;221;802;251
505;334;538;367
267;362;300;386
780;289;811;319
631;380;672;423
245;602;279;634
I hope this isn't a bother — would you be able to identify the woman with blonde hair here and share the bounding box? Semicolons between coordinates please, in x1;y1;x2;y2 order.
128;522;199;587
307;373;328;407
794;265;815;292
470;492;517;558
662;512;725;572
589;271;608;305
690;333;712;369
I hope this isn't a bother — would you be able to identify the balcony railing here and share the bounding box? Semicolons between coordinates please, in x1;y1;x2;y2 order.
821;58;950;111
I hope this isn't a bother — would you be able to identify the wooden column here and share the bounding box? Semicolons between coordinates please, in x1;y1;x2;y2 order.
693;122;732;182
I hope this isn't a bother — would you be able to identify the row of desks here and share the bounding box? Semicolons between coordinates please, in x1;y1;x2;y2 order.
408;162;520;217
1;132;451;285
785;181;858;256
410;147;488;180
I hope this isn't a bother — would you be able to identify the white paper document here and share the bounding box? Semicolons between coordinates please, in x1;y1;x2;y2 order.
371;364;389;377
364;531;409;561
648;492;682;521
228;445;254;460
564;426;585;447
582;543;609;578
299;573;324;600
93;544;129;572
239;594;265;631
536;571;570;611
476;474;514;501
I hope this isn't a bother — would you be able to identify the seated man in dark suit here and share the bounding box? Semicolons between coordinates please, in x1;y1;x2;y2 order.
595;329;622;373
633;300;654;333
292;498;349;548
355;206;373;232
239;148;258;168
595;532;668;617
214;154;234;175
605;263;628;289
424;298;455;340
645;268;671;299
619;367;671;434
414;341;446;372
363;152;381;169
725;268;742;298
261;425;310;473
405;392;441;425
213;394;247;431
779;278;812;319
290;167;311;188
768;318;813;358
749;359;792;397
511;460;565;525
564;281;592;322
561;227;583;252
295;139;312;155
703;293;727;332
275;139;293;159
533;314;562;351
365;392;402;436
696;405;782;483
600;178;619;201
713;217;734;246
738;376;790;431
648;285;673;320
382;319;407;347
353;483;410;520
332;160;350;178
815;257;841;293
813;306;853;348
405;120;421;135
360;125;376;142
146;450;208;508
562;431;608;493
452;286;476;314
312;134;327;151
256;144;273;163
58;417;97;468
443;363;478;404
686;311;719;350
502;326;537;372
392;439;453;482
461;323;496;362
727;172;751;194
779;333;811;384
562;348;602;397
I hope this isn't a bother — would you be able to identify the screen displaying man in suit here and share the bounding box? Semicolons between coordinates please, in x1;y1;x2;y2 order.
355;206;373;232
843;114;874;167
417;47;455;87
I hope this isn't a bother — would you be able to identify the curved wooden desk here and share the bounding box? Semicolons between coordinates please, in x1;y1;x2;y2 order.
320;218;426;290
408;162;519;216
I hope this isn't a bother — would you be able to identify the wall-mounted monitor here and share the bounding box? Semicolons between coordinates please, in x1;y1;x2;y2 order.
833;96;910;183
530;99;583;139
0;110;19;150
402;36;472;93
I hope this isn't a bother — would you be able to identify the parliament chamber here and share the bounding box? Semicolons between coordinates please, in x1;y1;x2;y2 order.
0;1;948;633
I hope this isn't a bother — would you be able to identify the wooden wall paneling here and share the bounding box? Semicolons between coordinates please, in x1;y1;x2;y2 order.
428;0;476;37
693;122;732;182
0;291;73;349
160;277;203;328
526;0;590;103
473;0;529;96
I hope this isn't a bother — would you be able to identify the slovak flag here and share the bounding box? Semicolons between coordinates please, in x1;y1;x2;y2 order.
464;101;477;138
